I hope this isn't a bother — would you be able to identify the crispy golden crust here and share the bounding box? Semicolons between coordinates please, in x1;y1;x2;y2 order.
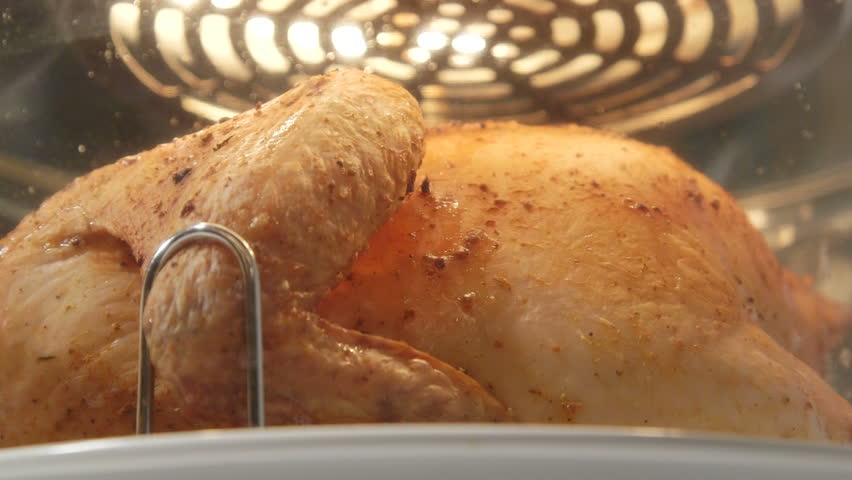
319;121;852;442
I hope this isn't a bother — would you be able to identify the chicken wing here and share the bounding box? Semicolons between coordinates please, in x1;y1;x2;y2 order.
319;122;852;442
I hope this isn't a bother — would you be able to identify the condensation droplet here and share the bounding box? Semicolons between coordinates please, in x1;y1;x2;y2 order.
78;144;87;153
87;71;95;79
169;117;179;127
800;129;814;140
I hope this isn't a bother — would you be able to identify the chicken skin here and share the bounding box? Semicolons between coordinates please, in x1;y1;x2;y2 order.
319;122;852;442
0;70;849;447
0;70;508;447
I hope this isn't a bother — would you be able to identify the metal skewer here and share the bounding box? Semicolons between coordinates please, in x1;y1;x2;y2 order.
136;222;265;434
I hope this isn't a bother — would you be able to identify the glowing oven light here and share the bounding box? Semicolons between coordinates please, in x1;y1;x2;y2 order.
332;26;368;58
247;16;275;40
417;31;449;50
406;47;431;63
245;16;291;74
172;0;200;8
211;0;243;8
289;21;320;48
288;20;325;64
452;33;486;54
289;20;320;46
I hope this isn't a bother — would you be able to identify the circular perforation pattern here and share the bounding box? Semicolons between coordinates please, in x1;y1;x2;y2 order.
108;0;844;131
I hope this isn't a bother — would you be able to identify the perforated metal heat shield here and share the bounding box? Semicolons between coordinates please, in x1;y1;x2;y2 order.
108;0;851;132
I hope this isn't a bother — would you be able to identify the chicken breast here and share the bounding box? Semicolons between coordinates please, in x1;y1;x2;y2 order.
0;70;509;447
319;122;852;442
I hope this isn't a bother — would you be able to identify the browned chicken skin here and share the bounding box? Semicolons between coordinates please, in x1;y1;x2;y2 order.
0;70;508;447
0;70;849;447
320;122;852;441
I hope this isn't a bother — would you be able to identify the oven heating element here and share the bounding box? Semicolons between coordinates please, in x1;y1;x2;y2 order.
108;0;850;131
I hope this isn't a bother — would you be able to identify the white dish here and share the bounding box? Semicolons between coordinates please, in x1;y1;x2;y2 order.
0;425;850;480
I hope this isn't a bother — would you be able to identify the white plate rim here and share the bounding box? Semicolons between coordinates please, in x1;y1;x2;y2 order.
1;424;850;478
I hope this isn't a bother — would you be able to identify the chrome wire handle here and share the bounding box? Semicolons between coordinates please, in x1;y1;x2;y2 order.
136;222;265;433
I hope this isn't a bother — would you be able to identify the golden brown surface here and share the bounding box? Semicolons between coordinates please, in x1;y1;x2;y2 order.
0;70;509;447
1;71;850;447
319;122;852;442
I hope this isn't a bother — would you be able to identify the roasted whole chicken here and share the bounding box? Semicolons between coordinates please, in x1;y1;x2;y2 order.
0;70;849;447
